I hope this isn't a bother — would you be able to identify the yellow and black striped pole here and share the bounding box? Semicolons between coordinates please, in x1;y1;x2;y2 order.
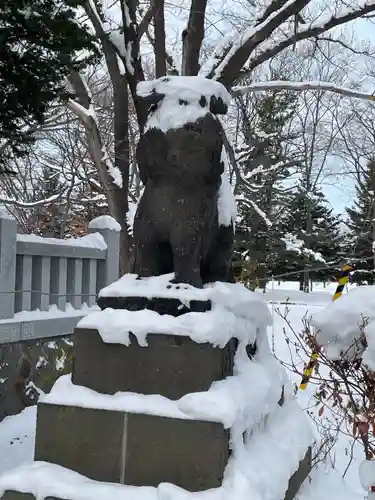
299;264;352;391
299;350;320;390
332;264;352;301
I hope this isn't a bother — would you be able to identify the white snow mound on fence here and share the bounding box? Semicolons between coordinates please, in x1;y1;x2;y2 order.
17;232;107;250
88;216;121;232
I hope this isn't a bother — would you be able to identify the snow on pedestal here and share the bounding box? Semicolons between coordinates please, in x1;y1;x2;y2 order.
95;274;271;347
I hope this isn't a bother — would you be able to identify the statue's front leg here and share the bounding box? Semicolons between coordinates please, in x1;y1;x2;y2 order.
171;229;202;288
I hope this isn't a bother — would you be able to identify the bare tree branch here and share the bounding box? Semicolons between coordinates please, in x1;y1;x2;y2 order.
318;36;375;58
138;5;154;40
145;27;178;74
0;192;66;209
244;2;375;80
205;0;310;84
119;0;147;129
257;0;290;24
232;80;375;102
203;0;375;87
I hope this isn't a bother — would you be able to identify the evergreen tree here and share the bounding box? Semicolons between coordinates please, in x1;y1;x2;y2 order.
233;81;299;285
346;159;375;284
0;0;97;158
276;184;342;287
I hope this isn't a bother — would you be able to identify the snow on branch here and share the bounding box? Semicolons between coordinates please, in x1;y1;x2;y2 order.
242;161;286;181
67;72;123;190
0;193;65;208
232;80;375;102
66;99;93;125
109;30;134;75
236;194;272;227
202;0;375;86
245;1;375;74
0;192;110;209
282;234;326;263
201;0;307;83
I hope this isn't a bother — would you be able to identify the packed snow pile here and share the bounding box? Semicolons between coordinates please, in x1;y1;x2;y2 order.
0;462;154;500
297;465;364;500
359;458;375;493
91;274;271;347
88;216;121;232
311;286;375;366
137;76;231;133
0;407;36;476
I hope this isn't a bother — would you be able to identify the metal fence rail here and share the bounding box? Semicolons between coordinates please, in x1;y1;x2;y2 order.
0;213;120;344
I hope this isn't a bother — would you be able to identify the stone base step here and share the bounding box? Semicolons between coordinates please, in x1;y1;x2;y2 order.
72;328;237;399
34;402;229;491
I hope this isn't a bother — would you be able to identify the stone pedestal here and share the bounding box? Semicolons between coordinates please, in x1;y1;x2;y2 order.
34;403;229;491
72;328;237;399
0;290;312;500
97;295;212;315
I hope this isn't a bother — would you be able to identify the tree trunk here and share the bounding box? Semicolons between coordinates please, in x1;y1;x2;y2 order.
303;193;312;293
181;0;208;76
152;0;166;78
67;71;132;275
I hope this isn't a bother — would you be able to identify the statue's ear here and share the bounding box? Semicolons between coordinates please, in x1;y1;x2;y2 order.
138;91;165;113
209;95;228;115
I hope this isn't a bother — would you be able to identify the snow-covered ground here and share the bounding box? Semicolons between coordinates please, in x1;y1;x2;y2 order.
0;281;366;499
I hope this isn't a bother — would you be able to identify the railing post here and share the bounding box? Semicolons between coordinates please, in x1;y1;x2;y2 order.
88;217;120;287
0;212;17;319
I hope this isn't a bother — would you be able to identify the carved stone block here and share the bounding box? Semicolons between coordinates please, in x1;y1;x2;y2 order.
34;403;229;491
72;328;236;399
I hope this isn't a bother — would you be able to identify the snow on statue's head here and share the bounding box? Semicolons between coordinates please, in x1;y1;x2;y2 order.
132;76;234;288
137;75;229;122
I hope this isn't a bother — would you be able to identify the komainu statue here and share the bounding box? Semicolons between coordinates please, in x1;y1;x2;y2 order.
133;76;235;288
